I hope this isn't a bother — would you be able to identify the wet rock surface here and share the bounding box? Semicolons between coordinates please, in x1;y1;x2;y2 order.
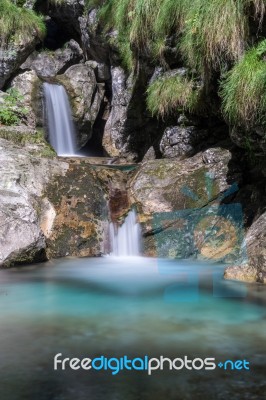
0;137;108;267
129;147;243;261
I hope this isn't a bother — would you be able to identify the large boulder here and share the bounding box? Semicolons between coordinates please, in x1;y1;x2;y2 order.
224;212;266;283
129;147;243;261
103;66;160;161
57;64;105;148
10;70;39;127
20;40;83;78
0;134;108;267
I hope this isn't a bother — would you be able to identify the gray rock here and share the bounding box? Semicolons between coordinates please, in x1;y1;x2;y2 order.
57;64;105;148
21;40;83;78
230;126;266;155
79;8;110;64
10;70;39;128
85;60;111;82
103;66;157;161
0;36;40;90
160;125;208;158
143;147;156;161
103;67;136;159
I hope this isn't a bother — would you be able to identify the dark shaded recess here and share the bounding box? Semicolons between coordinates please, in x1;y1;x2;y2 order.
79;102;106;157
34;0;83;45
226;147;266;228
79;81;112;157
118;65;166;161
36;19;73;51
248;4;266;39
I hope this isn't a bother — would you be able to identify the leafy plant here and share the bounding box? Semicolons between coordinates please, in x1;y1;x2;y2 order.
0;88;29;126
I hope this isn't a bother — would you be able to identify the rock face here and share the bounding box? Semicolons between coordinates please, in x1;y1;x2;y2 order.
20;40;83;78
160;125;208;158
79;8;110;64
129;147;243;261
103;66;160;161
10;70;39;127
0;36;40;90
103;67;134;158
44;159;108;258
224;212;266;283
230;126;266;155
58;64;105;148
47;0;85;40
0;135;108;267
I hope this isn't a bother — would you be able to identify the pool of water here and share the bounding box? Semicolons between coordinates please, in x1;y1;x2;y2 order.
0;257;265;399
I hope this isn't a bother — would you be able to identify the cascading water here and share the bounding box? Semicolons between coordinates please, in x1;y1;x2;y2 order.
109;209;141;256
43;82;77;156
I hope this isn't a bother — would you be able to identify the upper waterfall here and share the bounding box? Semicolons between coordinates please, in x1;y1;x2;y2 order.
43;83;77;156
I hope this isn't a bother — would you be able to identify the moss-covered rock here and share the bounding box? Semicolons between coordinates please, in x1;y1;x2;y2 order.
0;137;109;267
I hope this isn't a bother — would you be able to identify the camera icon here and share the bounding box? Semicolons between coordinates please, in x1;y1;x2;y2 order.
152;173;246;263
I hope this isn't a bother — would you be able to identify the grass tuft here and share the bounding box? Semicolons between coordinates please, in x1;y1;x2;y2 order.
0;0;45;46
220;39;266;128
146;72;201;117
91;0;266;73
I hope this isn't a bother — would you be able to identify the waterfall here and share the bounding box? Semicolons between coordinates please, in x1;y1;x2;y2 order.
43;83;77;156
109;209;141;257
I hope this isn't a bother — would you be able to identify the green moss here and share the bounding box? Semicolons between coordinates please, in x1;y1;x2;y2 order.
0;0;45;46
220;39;266;129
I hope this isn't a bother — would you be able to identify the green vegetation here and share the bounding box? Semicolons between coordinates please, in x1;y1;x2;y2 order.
87;0;266;122
147;73;201;117
221;40;266;128
89;0;265;72
0;128;56;157
0;0;45;46
0;89;29;126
